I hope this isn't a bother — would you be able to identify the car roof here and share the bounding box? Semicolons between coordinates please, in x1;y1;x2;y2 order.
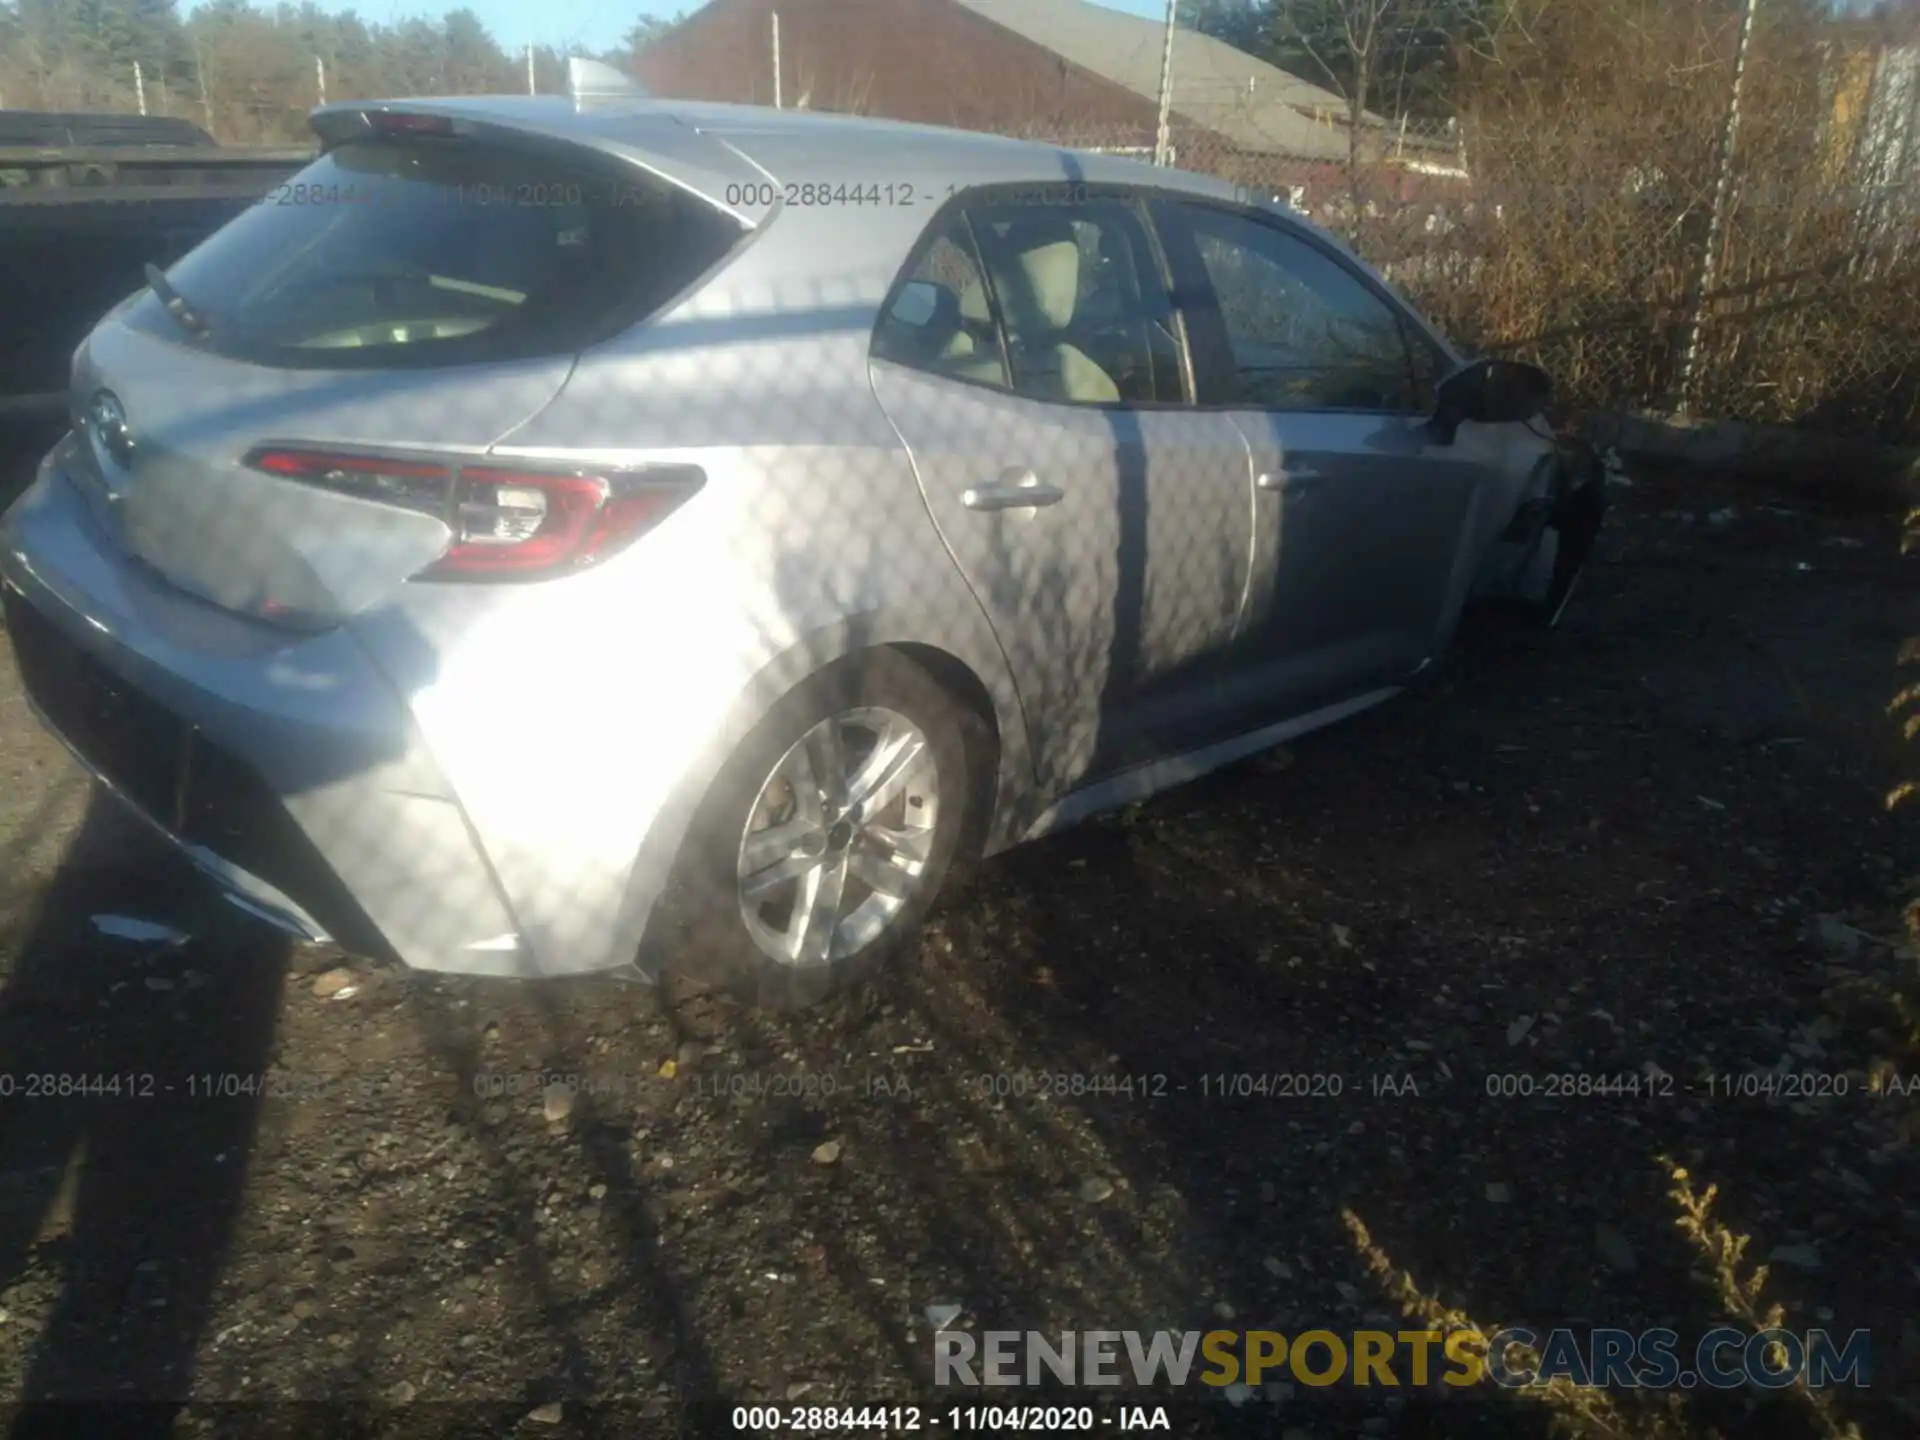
304;94;1392;319
298;92;1448;374
312;94;1247;208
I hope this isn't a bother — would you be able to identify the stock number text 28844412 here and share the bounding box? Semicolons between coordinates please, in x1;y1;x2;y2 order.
721;181;943;209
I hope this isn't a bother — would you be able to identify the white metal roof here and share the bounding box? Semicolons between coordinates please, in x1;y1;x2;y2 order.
952;0;1371;159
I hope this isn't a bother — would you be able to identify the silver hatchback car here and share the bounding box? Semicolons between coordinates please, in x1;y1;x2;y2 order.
1;72;1602;1007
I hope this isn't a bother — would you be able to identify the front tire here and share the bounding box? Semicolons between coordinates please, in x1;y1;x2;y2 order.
1540;448;1609;627
657;650;980;1011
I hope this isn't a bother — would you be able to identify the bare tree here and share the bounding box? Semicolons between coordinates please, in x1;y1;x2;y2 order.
1266;0;1450;238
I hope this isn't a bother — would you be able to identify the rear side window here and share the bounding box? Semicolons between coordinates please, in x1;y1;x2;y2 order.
872;190;1185;407
966;197;1185;406
872;213;1012;390
136;138;743;367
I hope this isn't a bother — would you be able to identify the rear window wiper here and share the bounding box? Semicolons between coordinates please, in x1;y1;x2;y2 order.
144;262;210;336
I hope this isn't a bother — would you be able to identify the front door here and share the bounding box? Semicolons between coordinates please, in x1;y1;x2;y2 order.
1152;198;1493;717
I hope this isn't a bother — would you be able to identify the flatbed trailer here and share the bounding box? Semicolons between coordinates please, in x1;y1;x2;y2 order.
1;112;312;420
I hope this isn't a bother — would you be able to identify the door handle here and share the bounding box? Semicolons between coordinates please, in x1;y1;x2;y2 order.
962;472;1064;511
1256;468;1324;494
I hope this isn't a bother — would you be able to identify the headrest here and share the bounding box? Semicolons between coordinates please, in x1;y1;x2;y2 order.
990;213;1083;332
999;211;1078;253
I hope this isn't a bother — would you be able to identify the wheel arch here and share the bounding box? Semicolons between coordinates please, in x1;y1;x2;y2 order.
618;612;1035;978
889;639;1004;881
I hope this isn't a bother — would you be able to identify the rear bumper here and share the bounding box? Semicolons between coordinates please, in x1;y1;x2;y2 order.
0;445;544;975
12;660;336;946
2;575;366;950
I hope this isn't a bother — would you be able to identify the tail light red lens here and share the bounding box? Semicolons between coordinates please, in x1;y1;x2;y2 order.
243;448;702;582
248;449;452;516
429;467;692;578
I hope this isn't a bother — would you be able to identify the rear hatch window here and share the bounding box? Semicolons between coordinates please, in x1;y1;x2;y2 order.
129;135;743;367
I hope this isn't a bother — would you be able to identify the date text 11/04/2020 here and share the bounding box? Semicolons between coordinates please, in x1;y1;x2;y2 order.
1482;1070;1893;1100
247;180;649;209
717;180;1275;210
731;1404;1174;1432
461;1070;1424;1104
0;1072;355;1100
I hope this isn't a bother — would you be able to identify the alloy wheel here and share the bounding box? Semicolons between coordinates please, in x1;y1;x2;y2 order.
735;706;941;967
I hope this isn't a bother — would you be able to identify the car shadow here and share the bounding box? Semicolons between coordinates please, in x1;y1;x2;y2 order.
0;409;456;1426
0;796;288;1430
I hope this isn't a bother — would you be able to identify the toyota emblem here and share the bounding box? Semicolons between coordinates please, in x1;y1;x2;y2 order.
86;389;135;471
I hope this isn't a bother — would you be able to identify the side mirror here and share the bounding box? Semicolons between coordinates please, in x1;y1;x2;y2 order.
880;280;964;361
1430;358;1552;444
889;279;945;328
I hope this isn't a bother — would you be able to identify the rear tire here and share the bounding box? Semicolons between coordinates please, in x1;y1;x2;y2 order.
655;649;981;1011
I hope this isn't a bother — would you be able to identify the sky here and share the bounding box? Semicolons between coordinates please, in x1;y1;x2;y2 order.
196;0;1175;59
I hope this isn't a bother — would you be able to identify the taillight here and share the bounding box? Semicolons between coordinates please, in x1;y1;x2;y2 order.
430;468;696;578
249;448;452;515
243;447;702;582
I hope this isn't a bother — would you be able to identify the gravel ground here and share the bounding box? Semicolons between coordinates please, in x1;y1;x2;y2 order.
0;434;1916;1440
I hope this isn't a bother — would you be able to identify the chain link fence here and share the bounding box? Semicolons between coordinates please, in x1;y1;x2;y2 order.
1009;93;1920;446
5;13;1919;443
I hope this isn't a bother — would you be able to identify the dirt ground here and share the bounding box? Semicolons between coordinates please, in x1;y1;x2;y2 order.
0;429;1916;1440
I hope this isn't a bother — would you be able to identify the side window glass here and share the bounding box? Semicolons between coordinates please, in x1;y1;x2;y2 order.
1178;205;1419;413
872;213;1010;390
1402;320;1449;412
965;197;1184;406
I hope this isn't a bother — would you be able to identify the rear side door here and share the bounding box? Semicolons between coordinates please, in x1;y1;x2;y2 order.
869;189;1256;796
1151;199;1494;717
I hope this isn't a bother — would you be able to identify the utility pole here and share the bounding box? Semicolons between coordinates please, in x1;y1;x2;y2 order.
771;11;783;109
315;54;327;106
1152;0;1178;166
770;12;783;109
133;60;146;115
1676;0;1759;416
527;44;536;95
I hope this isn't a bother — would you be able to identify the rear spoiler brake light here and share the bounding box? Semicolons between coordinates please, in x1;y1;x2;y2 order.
310;109;471;148
364;111;460;139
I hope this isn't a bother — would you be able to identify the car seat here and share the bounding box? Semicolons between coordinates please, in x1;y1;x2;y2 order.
977;214;1121;405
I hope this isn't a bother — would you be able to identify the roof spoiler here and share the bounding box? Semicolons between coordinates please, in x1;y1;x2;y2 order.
567;57;650;110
